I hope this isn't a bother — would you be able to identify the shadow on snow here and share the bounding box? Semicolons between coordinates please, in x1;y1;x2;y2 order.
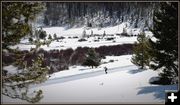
137;85;178;100
32;65;136;88
127;69;144;74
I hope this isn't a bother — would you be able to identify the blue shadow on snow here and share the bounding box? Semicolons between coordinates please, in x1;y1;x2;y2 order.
137;85;178;100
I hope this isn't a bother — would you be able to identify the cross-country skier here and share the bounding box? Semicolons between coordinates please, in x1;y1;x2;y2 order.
104;67;108;74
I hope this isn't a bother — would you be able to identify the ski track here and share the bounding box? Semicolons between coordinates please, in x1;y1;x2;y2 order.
32;65;135;87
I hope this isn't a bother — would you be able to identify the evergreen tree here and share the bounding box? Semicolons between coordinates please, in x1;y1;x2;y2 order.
44;15;49;26
2;2;44;48
131;31;151;69
29;37;33;43
53;33;59;41
121;27;128;36
48;34;52;40
134;19;139;28
53;33;57;40
82;29;86;38
103;31;106;37
149;2;178;84
39;30;47;39
3;54;49;103
82;49;101;68
122;27;127;34
91;30;93;36
2;2;49;103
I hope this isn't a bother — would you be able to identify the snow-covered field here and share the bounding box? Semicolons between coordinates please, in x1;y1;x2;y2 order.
2;55;178;104
42;22;141;37
10;36;137;51
48;55;133;80
9;22;152;51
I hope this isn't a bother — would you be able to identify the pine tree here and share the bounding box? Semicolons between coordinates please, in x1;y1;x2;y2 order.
44;15;49;26
91;30;93;37
149;2;178;84
121;27;128;36
123;28;127;33
2;2;44;48
131;31;151;69
82;49;101;68
82;29;86;38
53;33;59;41
53;33;57;39
2;2;49;103
103;31;106;37
39;29;47;39
3;53;49;103
29;37;33;43
134;18;139;28
48;34;52;40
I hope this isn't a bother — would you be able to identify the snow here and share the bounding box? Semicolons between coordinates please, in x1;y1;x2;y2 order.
10;44;36;51
8;22;143;51
3;21;175;104
42;22;142;37
49;55;132;80
145;31;153;37
42;22;130;37
9;36;137;51
43;37;136;51
2;55;178;104
34;70;162;103
11;18;18;24
3;65;19;74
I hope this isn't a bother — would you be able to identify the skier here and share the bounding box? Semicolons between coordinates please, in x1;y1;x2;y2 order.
104;67;108;74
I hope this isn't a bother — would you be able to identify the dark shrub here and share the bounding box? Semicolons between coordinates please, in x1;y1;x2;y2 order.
149;77;172;85
94;39;99;42
58;36;65;39
78;38;87;42
29;37;33;43
73;36;78;38
109;59;114;62
106;37;114;41
121;33;129;37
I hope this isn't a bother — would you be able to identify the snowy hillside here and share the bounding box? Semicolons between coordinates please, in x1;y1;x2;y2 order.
2;55;177;104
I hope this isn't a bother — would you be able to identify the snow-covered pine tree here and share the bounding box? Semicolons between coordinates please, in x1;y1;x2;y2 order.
2;2;49;103
82;29;86;38
149;2;178;84
2;2;44;48
3;53;49;103
131;31;151;69
82;48;101;68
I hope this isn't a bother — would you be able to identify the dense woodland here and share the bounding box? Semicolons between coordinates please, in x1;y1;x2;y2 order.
43;2;157;28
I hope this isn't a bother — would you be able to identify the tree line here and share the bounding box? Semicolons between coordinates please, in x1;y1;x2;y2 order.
43;2;156;28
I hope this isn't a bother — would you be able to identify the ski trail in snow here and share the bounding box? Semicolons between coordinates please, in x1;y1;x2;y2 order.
31;65;136;88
